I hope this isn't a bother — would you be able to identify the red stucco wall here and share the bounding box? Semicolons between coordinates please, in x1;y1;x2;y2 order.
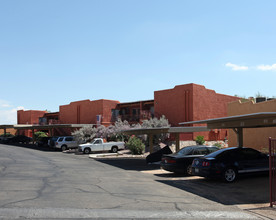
17;110;47;136
59;99;119;125
155;84;239;141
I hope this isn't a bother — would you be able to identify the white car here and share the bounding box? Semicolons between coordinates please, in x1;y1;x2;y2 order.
55;136;78;151
79;138;125;154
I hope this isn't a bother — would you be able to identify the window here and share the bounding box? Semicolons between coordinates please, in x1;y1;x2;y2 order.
65;137;73;141
208;147;219;153
177;146;194;155
58;137;64;142
193;147;208;155
94;140;102;144
241;148;260;160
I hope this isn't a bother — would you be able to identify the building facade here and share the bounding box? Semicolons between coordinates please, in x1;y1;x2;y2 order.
17;83;239;141
228;99;276;151
154;84;239;141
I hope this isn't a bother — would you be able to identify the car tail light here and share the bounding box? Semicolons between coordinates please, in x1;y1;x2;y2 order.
164;159;176;164
55;142;58;145
202;161;210;167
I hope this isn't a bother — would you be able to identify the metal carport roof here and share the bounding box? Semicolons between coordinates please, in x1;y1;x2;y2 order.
179;112;276;147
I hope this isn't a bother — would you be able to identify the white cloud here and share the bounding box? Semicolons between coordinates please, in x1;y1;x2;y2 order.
0;99;12;108
0;105;25;124
225;63;248;71
257;64;276;71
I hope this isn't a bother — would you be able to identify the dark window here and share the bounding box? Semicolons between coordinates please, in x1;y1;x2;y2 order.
58;137;64;142
65;137;73;141
193;147;208;155
94;140;102;144
208;147;219;153
241;148;260;160
177;146;194;155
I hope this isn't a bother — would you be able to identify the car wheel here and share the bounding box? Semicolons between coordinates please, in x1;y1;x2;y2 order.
111;146;118;153
186;164;192;175
84;148;91;154
223;168;237;183
61;145;67;152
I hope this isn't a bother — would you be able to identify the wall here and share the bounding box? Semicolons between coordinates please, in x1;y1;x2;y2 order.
228;99;276;151
192;84;239;141
17;110;47;136
59;99;119;125
155;84;239;141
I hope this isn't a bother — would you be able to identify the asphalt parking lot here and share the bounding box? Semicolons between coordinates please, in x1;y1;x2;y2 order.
0;143;275;219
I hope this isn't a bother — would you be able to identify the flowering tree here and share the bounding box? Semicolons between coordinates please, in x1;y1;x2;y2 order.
72;115;170;144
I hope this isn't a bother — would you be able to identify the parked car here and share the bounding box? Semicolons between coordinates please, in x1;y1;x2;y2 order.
146;145;173;164
79;138;125;154
54;136;78;151
48;136;58;148
161;145;219;175
8;135;32;144
36;137;51;147
192;147;269;182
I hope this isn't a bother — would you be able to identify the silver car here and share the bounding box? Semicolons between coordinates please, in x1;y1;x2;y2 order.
55;136;78;151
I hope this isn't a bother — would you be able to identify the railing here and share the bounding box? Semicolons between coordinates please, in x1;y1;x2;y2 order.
48;119;60;125
269;137;276;207
111;111;154;122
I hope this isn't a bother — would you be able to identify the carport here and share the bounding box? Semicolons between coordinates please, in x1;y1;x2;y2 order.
179;112;276;207
0;124;95;144
122;126;210;153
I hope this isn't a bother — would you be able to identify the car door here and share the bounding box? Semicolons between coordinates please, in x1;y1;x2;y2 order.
65;137;74;148
93;139;104;151
239;148;269;174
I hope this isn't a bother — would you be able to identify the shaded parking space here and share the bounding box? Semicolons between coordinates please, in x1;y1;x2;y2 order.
0;142;57;152
95;157;270;206
94;157;160;171
156;174;269;205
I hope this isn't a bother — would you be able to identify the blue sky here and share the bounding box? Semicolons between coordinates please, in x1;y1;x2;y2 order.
1;0;276;124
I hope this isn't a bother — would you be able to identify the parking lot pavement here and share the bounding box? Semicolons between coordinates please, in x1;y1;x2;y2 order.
1;143;275;219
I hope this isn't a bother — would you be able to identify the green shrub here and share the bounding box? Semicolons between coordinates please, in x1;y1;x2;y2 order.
213;142;222;148
195;135;205;145
34;131;48;141
126;136;145;155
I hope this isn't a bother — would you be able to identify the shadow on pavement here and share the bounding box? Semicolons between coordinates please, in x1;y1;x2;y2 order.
0;142;57;152
95;158;160;171
156;174;269;205
95;158;270;205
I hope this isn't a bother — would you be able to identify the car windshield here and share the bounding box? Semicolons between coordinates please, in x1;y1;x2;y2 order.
176;146;194;155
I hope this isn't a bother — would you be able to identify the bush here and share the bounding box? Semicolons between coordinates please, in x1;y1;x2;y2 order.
126;136;145;155
195;135;205;145
213;142;222;148
34;131;48;141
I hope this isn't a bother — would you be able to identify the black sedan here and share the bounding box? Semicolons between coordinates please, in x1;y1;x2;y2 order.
160;145;219;175
192;147;269;182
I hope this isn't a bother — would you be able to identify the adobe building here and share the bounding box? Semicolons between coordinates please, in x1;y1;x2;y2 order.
154;84;239;140
228;98;276;151
17;110;47;136
16;83;239;141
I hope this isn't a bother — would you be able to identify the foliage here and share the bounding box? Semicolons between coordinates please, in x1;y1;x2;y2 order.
34;131;48;141
126;136;145;155
141;115;170;144
195;135;205;145
213;142;222;149
72;125;97;143
0;133;14;137
72;116;170;146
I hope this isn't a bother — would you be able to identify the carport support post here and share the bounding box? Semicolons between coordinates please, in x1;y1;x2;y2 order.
149;134;153;153
175;133;180;152
32;129;35;144
233;128;243;147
